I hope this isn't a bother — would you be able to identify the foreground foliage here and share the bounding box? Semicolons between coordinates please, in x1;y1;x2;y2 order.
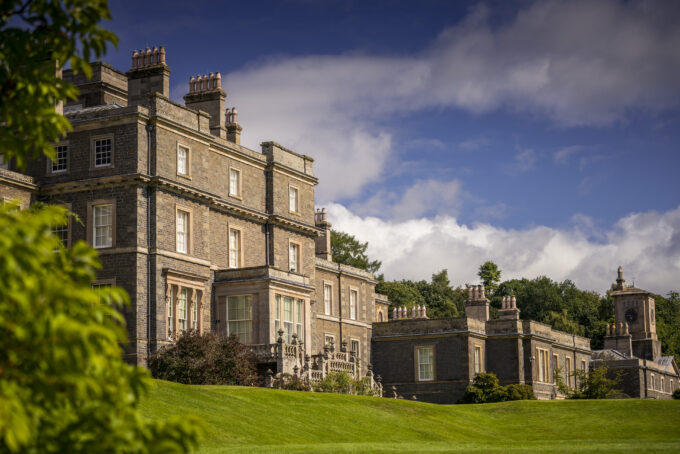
140;380;680;453
148;331;258;386
459;373;535;404
330;230;381;274
0;205;201;453
0;0;117;168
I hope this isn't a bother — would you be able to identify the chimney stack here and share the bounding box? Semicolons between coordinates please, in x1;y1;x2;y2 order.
126;46;170;107
465;285;490;322
183;72;227;139
315;208;332;261
226;107;242;144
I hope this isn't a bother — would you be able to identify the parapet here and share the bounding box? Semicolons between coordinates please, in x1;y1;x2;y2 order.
262;141;314;177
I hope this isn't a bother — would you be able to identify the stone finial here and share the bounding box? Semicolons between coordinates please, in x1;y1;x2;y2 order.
392;307;397;319
291;333;298;345
625;323;629;335
502;296;507;309
618;322;624;336
342;339;348;352
293;364;299;376
605;323;610;336
277;328;284;344
422;305;428;319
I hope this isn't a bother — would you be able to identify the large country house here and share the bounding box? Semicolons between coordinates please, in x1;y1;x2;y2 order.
1;47;677;400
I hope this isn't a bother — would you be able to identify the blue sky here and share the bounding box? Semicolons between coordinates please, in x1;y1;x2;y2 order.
103;0;680;293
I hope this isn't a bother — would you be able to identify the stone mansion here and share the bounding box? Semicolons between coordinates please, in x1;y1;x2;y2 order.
1;47;677;400
0;47;389;381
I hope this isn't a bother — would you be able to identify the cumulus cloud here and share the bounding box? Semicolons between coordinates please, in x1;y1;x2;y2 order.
327;203;680;295
224;0;680;201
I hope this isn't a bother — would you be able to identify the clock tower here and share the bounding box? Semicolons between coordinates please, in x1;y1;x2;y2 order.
606;267;661;360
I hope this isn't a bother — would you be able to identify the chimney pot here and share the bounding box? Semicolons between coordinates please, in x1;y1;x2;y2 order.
232;107;238;123
159;46;166;64
153;47;159;64
215;72;221;89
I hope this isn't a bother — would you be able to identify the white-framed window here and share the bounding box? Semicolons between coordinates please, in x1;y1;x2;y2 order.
661;377;665;392
176;209;189;253
167;289;174;338
227;295;252;344
93;204;113;248
229;167;240;197
351;339;359;356
192;292;199;331
52;221;69;247
565;356;573;387
288;186;298;213
349;289;358;320
537;348;550;383
177;288;188;333
283;296;293;343
650;373;655;390
289;242;300;273
474;345;483;374
552;354;559;384
94;137;112;167
323;283;332;316
296;299;303;340
52;144;68;173
275;294;281;336
229;228;241;268
417;346;434;381
324;334;335;347
177;144;189;176
581;360;587;371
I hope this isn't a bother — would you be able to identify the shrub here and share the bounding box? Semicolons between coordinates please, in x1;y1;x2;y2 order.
555;365;621;399
272;373;312;391
459;372;536;404
149;331;258;385
314;372;380;396
673;388;680;400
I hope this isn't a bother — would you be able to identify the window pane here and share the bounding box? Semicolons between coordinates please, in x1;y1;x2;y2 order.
418;347;433;381
53;145;68;172
95;138;112;167
177;146;187;174
229;169;239;195
178;288;187;332
229;229;240;268
177;211;188;253
227;295;252;344
93;204;112;248
289;243;298;272
324;284;331;315
289;187;297;212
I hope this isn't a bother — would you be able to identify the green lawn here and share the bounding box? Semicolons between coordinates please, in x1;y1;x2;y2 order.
139;380;680;453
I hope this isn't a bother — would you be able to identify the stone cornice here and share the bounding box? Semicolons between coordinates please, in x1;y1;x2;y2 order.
0;168;38;191
266;161;319;185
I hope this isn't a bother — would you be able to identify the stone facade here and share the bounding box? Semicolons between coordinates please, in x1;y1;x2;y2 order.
372;288;591;403
0;47;384;384
591;268;679;399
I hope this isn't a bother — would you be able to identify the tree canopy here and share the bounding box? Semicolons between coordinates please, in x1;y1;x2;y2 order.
0;1;201;452
478;261;501;295
330;230;381;274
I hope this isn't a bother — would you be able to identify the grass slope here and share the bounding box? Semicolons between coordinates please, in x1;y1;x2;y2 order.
139;380;680;453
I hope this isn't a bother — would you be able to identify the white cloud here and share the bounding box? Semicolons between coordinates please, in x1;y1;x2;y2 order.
326;203;680;295
554;145;585;164
223;0;680;201
503;147;538;175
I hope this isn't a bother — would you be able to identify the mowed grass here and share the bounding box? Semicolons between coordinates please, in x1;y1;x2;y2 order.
139;380;680;453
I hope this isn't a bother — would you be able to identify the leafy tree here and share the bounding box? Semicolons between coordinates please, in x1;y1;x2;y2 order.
375;280;425;315
673;388;680;400
655;291;680;363
148;331;258;385
330;230;381;274
554;365;621;399
478;261;501;295
0;2;201;452
0;205;201;453
0;0;117;168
